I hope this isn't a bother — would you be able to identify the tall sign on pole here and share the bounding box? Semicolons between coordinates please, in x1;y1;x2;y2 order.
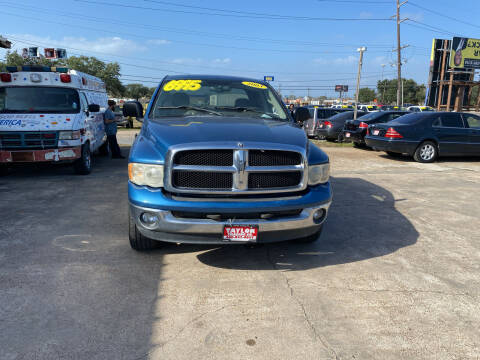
0;35;12;49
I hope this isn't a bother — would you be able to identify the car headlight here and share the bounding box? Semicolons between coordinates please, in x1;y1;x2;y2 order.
59;130;80;140
308;163;330;185
128;163;164;187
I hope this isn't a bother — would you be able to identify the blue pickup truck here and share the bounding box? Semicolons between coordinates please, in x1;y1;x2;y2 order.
124;75;332;250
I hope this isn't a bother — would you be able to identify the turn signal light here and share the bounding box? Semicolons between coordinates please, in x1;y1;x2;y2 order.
359;122;368;129
0;73;12;82
385;127;403;139
60;74;71;83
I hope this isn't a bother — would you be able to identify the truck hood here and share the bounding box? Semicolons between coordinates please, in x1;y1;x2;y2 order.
142;116;307;154
0;113;80;131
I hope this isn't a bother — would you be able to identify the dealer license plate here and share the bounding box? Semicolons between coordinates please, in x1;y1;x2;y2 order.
373;130;380;136
223;225;258;242
345;132;351;138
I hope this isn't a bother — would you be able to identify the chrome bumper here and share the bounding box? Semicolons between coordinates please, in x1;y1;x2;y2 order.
130;202;331;244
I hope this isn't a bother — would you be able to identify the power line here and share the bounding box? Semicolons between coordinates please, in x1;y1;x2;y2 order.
317;0;392;3
0;0;400;50
407;1;480;30
75;0;395;21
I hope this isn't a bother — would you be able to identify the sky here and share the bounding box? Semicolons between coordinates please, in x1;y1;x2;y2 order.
1;0;479;97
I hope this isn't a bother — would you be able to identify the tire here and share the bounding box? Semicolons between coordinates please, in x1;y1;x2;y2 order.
129;209;158;251
294;225;323;243
98;141;109;156
0;165;9;176
413;141;438;163
74;143;92;175
353;142;362;148
386;151;403;157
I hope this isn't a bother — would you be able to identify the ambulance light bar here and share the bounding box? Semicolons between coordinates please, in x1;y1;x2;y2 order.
6;66;69;73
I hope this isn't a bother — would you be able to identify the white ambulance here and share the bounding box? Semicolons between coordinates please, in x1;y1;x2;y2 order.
0;65;108;175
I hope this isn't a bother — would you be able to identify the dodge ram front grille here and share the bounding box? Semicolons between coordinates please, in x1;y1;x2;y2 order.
173;170;233;189
166;146;307;194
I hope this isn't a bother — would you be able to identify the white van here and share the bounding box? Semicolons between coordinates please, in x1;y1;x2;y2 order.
0;66;108;175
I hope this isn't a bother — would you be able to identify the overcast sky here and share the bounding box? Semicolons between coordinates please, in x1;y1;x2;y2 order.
1;0;479;97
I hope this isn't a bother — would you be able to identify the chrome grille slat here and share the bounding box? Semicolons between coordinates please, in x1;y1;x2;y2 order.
164;144;307;195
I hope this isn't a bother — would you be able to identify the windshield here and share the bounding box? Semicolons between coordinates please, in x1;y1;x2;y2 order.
150;78;288;121
0;87;80;114
359;112;383;120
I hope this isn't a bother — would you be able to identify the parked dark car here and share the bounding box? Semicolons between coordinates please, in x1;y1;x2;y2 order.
365;112;480;163
343;111;410;147
304;107;349;138
316;111;366;141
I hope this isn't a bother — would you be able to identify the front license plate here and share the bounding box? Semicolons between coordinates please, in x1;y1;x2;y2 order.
345;132;351;138
223;225;258;242
12;151;34;162
373;130;380;136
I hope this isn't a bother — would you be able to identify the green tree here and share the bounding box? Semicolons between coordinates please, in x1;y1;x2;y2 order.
1;51;124;96
377;78;426;105
358;88;376;103
125;83;150;101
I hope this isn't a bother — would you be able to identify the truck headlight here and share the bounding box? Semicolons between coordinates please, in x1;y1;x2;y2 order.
308;163;330;185
128;163;164;188
59;130;80;140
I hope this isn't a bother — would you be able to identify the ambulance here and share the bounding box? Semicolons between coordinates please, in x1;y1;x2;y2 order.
0;65;108;175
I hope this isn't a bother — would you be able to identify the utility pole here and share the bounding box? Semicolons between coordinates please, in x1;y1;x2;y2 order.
354;46;367;120
396;0;409;107
381;64;386;103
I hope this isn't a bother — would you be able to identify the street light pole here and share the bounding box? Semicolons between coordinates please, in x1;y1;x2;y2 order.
354;46;367;120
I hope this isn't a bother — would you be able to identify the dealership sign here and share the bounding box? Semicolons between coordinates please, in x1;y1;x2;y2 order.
450;37;480;69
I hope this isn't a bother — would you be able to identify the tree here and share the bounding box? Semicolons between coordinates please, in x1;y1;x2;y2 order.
358;88;376;103
124;83;150;101
1;51;124;96
377;78;426;105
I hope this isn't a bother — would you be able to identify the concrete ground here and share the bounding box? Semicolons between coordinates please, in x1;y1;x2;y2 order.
1;137;480;360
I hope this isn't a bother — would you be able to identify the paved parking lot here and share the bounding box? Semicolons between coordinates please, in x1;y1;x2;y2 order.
1;141;479;360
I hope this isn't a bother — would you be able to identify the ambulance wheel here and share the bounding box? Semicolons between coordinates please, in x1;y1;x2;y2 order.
129;209;158;251
74;143;92;175
98;141;109;156
295;225;323;243
0;165;9;176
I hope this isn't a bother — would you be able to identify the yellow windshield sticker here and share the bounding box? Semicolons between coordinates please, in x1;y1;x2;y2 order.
163;80;202;91
242;81;267;89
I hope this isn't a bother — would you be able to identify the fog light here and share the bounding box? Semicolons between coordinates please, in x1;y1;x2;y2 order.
313;209;325;224
141;212;158;226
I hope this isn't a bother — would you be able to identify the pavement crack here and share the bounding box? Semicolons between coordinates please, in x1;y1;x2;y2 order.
266;246;339;359
134;305;230;360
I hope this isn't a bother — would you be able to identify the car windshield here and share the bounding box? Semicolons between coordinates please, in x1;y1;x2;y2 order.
0;86;80;114
150;78;288;121
388;113;423;124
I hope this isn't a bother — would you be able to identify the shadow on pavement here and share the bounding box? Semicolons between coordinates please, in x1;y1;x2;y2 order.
196;177;419;271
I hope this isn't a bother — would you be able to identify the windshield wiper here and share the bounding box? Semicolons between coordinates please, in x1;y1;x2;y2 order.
214;106;284;120
157;106;222;116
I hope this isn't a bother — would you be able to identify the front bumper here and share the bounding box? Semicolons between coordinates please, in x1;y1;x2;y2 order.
365;137;418;155
129;182;332;244
0;147;81;163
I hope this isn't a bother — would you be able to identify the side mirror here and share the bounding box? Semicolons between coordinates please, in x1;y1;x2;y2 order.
123;101;144;121
88;104;100;113
294;107;310;124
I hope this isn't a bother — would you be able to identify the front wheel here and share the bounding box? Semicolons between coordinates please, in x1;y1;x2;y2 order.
74;144;92;175
413;141;438;163
294;225;324;243
0;165;9;176
129;209;158;251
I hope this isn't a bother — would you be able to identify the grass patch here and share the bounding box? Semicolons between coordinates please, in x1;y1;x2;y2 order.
311;140;353;148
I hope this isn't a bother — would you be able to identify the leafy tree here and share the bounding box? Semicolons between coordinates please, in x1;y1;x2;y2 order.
1;51;124;96
377;78;426;105
358;88;376;103
124;83;150;101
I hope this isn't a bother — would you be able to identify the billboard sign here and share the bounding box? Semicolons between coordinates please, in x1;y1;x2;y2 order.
335;85;348;92
450;37;480;69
